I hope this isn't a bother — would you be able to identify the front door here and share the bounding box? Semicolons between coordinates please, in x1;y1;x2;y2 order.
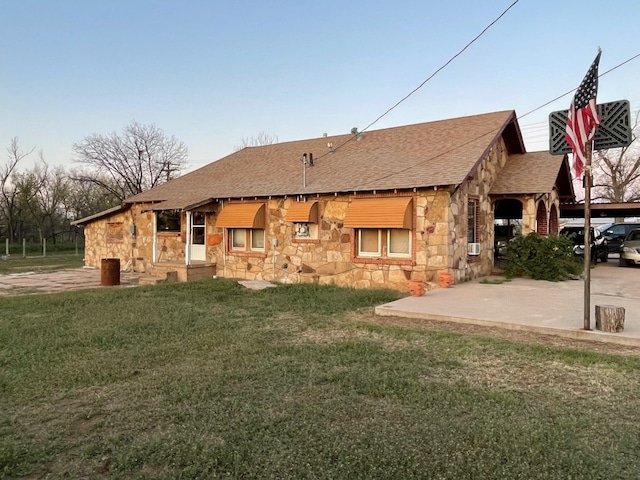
191;212;206;261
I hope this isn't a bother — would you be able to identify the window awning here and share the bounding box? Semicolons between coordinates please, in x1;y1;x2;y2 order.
215;203;265;228
343;197;413;229
287;201;319;223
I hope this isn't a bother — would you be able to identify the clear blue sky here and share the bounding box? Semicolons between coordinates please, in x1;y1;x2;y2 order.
2;0;639;172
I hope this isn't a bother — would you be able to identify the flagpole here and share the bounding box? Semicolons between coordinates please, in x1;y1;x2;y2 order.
583;141;593;330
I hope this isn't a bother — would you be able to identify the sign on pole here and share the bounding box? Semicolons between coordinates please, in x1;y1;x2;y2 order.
549;100;632;155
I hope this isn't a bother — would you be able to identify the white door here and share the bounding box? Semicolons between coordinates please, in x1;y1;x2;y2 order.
191;212;206;261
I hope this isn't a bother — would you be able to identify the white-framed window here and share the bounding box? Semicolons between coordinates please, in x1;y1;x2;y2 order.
251;229;265;250
388;229;411;257
356;228;411;258
358;229;382;257
229;228;265;252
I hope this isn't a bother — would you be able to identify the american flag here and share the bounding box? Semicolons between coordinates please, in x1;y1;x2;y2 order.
565;51;601;179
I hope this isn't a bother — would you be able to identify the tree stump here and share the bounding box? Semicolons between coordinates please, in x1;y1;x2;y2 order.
595;305;625;333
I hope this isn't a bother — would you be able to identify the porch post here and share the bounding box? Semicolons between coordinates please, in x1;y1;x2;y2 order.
152;212;157;262
185;211;192;266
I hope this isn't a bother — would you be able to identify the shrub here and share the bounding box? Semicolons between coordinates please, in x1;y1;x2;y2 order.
504;233;582;281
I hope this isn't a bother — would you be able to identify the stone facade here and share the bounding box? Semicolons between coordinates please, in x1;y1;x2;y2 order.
82;137;551;292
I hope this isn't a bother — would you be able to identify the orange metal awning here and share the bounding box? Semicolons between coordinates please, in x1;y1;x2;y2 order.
215;203;266;228
343;197;413;229
287;201;319;223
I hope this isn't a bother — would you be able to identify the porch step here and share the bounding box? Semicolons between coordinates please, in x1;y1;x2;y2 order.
146;262;216;283
138;271;178;285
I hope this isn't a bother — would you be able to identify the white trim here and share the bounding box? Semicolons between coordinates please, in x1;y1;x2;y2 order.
358;229;382;257
387;229;412;258
185;211;192;265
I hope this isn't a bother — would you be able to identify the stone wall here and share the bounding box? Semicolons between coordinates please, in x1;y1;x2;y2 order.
82;137;517;291
449;137;509;281
197;189;462;291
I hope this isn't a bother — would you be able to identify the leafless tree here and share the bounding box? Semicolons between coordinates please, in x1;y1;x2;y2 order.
234;131;279;151
65;168;121;220
1;138;34;240
72;122;188;202
592;111;640;203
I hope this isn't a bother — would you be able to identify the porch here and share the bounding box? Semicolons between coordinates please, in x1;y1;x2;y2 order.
143;260;216;284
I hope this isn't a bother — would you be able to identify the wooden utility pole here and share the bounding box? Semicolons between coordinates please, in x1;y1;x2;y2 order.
583;141;593;330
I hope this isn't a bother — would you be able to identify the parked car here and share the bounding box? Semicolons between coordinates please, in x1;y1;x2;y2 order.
619;228;640;267
601;222;640;254
559;226;608;262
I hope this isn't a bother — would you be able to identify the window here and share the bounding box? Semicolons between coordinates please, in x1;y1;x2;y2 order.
229;228;265;252
157;210;181;232
231;229;246;250
388;229;411;256
356;228;411;258
358;229;381;257
467;200;478;243
106;222;124;243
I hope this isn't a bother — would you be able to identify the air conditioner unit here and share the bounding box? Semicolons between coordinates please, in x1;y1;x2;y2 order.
295;223;310;237
468;243;481;256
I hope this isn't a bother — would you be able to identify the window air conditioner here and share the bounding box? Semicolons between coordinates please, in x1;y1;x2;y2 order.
295;223;310;237
468;243;481;256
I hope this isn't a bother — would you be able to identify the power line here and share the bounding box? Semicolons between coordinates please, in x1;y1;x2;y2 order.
353;51;640;189
519;52;640;119
359;0;521;134
313;0;521;162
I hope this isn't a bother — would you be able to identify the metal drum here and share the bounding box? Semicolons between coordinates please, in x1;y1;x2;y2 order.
101;258;121;286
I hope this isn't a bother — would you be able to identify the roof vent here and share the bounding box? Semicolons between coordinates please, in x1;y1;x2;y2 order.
350;127;358;134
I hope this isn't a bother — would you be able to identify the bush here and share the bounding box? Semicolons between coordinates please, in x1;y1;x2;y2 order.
504;233;582;281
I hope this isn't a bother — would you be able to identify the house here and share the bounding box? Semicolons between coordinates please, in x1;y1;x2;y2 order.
72;110;575;291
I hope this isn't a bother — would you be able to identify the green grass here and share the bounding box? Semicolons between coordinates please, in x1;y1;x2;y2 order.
1;280;640;479
0;253;84;274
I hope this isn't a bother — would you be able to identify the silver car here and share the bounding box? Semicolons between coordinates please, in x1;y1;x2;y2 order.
619;228;640;267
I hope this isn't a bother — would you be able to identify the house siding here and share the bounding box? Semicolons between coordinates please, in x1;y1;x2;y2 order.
81;188;463;291
79;137;533;291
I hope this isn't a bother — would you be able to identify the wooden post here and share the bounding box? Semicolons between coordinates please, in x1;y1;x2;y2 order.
583;141;593;330
595;305;625;332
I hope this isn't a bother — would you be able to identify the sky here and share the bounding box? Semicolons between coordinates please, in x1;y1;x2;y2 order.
2;0;639;173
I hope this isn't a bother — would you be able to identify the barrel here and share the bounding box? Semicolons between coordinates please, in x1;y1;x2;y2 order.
101;258;121;286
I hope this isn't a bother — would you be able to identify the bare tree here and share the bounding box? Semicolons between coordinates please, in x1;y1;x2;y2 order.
592;111;640;203
65;168;121;220
234;131;279;151
72;122;188;202
1;138;34;241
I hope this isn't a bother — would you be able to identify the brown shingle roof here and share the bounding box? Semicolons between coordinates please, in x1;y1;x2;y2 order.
490;151;568;195
126;110;523;206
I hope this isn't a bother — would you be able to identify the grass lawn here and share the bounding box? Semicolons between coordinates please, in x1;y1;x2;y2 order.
1;279;640;479
0;254;84;275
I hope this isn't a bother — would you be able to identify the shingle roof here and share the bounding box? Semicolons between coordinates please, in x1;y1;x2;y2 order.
490;151;569;195
126;110;523;206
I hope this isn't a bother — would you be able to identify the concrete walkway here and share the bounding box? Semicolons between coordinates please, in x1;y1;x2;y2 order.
376;261;640;346
0;267;140;295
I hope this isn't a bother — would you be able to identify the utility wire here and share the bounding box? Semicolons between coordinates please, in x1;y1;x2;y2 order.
360;0;520;133
519;52;640;119
352;51;640;189
314;0;521;162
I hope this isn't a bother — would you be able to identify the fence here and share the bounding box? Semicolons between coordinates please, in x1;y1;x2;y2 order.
2;238;85;258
